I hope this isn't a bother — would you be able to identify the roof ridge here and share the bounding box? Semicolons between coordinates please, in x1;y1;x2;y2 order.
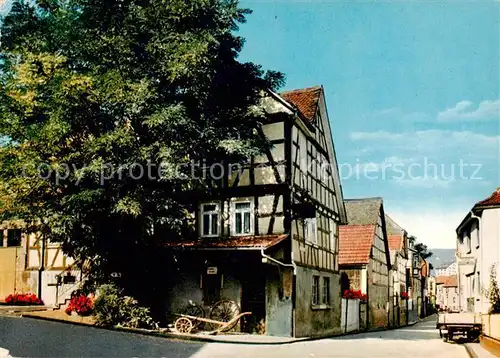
344;197;383;202
474;186;500;208
280;85;322;94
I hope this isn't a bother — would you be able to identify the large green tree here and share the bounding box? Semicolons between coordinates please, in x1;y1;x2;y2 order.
0;0;283;309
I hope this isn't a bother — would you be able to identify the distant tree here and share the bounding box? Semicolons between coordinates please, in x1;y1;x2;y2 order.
413;242;433;260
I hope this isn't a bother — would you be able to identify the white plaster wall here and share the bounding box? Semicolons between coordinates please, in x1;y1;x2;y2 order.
479;208;500;313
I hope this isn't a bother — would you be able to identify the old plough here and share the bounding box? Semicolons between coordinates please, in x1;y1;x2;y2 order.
174;299;251;335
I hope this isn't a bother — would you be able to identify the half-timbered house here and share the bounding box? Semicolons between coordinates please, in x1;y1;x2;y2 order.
0;220;78;306
164;86;347;337
338;198;392;330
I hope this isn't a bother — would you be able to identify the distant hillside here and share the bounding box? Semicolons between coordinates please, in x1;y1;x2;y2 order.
427;248;456;275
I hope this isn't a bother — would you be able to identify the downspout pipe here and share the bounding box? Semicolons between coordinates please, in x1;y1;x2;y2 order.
38;233;46;300
260;248;297;275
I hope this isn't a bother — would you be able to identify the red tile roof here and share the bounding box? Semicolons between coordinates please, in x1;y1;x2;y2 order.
339;225;375;265
280;86;322;122
475;187;500;208
435;275;458;287
388;234;404;251
163;234;288;249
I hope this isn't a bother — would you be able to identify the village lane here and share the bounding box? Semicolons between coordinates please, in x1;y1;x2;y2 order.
0;315;467;358
189;316;469;358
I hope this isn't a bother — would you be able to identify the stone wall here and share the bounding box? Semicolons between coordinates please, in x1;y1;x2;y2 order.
481;314;500;357
482;314;500;340
294;265;342;337
368;281;389;329
265;268;293;336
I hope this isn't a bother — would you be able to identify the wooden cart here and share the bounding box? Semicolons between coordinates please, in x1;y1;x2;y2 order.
436;312;482;342
174;311;252;335
174;299;251;335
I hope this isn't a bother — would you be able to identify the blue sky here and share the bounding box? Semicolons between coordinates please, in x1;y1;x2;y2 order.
1;1;498;248
239;1;499;248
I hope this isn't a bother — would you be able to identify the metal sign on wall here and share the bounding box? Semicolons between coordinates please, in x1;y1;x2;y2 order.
207;267;218;275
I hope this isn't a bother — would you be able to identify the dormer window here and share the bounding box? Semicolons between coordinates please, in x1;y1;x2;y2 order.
231;201;253;236
200;203;220;237
464;231;471;253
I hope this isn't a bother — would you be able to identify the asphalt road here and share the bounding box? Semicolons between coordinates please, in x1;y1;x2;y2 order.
0;315;468;357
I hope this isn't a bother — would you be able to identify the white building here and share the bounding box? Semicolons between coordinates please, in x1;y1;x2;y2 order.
435;261;457;277
456;187;500;314
435;275;459;312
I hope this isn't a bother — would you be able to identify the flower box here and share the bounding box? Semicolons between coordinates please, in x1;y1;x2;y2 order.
343;289;367;302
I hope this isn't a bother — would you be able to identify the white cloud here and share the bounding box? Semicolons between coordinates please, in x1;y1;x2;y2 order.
392;178;453;189
366;108;431;122
349;130;499;158
386;209;467;249
438;99;500;121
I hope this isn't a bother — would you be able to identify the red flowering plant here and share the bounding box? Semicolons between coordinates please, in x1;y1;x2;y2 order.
400;291;409;300
4;293;43;306
343;289;368;302
65;294;94;316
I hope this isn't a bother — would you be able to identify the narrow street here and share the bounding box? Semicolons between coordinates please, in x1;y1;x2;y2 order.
0;315;468;357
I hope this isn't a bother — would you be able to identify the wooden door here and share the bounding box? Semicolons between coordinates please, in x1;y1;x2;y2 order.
241;272;266;333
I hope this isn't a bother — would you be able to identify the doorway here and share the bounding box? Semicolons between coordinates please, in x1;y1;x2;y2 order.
241;272;266;334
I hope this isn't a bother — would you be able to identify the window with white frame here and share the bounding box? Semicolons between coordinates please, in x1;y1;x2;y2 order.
322;277;330;305
475;225;480;249
329;219;337;251
312;275;320;305
464;231;471;253
200;203;220;237
232;201;253;235
305;218;317;244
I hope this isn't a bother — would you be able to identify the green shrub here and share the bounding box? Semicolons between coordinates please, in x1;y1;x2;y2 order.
488;264;500;314
93;284;158;329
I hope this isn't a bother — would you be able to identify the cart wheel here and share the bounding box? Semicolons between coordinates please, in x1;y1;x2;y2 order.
175;317;193;334
183;304;205;318
209;300;241;332
182;304;205;329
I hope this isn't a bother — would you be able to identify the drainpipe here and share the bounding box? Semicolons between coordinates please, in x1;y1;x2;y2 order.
470;212;481;313
38;233;46;300
260;248;297;275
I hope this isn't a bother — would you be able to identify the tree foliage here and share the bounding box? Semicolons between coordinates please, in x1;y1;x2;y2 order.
487;264;500;314
0;0;284;293
412;242;433;260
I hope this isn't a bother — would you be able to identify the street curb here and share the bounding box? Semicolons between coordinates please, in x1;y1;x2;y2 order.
19;313;426;345
464;344;478;358
19;314;304;345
